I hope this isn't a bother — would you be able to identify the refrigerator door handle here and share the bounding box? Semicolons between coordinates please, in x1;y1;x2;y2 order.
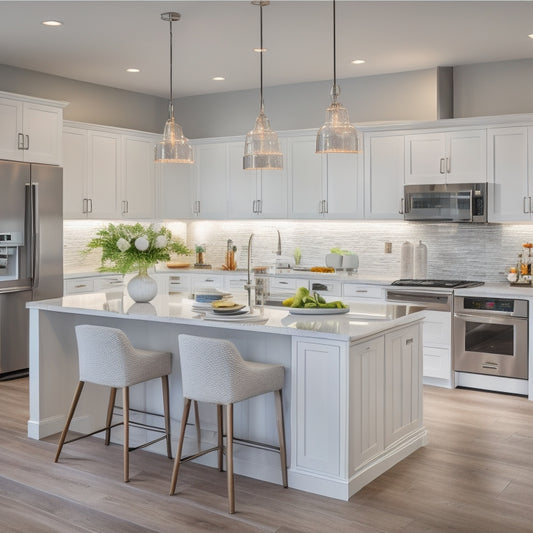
31;183;40;289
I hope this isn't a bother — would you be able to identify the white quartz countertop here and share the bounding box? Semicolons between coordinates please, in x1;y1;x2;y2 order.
454;283;533;299
27;293;424;343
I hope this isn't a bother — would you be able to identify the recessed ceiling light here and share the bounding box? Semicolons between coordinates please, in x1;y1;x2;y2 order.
351;59;366;65
528;33;533;39
212;76;225;81
253;47;267;53
126;68;140;73
42;20;62;26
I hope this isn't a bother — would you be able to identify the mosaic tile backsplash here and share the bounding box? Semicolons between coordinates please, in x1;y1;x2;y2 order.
64;219;532;283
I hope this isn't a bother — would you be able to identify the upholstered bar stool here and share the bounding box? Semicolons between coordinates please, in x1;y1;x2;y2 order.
54;324;172;482
169;334;288;514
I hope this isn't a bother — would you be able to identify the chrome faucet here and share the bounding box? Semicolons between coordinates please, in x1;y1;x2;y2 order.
245;228;282;308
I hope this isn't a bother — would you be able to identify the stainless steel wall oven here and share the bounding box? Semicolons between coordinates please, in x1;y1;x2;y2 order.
453;296;528;380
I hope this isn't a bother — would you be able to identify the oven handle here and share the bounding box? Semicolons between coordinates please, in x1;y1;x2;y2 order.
454;312;528;324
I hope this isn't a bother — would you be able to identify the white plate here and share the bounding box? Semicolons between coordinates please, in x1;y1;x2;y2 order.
203;311;267;323
288;306;350;315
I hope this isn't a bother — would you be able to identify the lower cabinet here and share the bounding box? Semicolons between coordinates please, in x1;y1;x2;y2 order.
291;322;424;494
64;275;124;295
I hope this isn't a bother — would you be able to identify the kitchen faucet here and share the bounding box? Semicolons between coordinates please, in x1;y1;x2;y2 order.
245;227;282;308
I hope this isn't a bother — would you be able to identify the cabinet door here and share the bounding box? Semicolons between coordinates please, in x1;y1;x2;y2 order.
288;136;325;218
62;127;88;219
487;127;529;222
156;162;194;219
326;153;361;218
0;97;22;160
227;141;257;218
404;133;445;185
23;101;63;165
257;137;288;218
121;135;155;219
445;129;486;183
87;130;120;218
194;143;228;218
384;324;423;447
364;134;405;219
350;337;385;471
294;340;343;476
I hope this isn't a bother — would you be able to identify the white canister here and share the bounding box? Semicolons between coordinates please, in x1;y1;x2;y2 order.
414;240;428;279
400;241;414;279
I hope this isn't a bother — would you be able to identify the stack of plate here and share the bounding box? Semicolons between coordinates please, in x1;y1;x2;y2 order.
192;288;233;312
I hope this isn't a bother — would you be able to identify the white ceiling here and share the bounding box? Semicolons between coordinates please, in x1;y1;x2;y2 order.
1;1;533;99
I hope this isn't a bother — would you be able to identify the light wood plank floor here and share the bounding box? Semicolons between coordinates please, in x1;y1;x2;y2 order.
1;378;533;532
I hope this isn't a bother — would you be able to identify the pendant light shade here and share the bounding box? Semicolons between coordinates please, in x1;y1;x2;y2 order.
155;12;194;164
316;0;360;154
243;1;283;171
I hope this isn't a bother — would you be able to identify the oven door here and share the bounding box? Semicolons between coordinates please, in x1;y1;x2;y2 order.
453;312;528;379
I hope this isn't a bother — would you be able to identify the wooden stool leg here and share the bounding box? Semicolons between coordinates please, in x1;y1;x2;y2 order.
169;398;192;496
105;387;117;446
274;389;288;488
193;400;201;448
123;387;130;483
217;404;224;472
161;375;172;459
226;403;235;514
54;381;85;463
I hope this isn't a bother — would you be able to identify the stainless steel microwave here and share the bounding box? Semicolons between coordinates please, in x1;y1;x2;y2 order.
403;182;487;223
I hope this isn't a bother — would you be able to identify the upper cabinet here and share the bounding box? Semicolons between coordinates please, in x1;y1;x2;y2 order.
0;92;66;165
192;142;228;219
404;129;486;185
227;140;288;219
63;122;156;219
487;126;530;222
288;134;362;219
364;132;405;219
156;161;194;219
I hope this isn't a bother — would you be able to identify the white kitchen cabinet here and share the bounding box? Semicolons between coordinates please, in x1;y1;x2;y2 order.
487;126;530;222
384;323;422;446
156;162;194;219
404;129;486;185
87;130;121;218
64;275;124;295
190;273;225;292
421;310;452;385
288;135;361;219
309;279;342;298
227;141;288;219
342;283;386;301
121;134;156;219
192;142;228;218
0;92;65;165
364;132;405;219
62;126;88;218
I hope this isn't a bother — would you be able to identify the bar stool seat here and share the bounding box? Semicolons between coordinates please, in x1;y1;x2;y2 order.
169;334;288;514
54;324;172;482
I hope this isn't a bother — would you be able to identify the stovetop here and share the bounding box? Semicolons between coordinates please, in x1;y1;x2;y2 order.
391;279;485;289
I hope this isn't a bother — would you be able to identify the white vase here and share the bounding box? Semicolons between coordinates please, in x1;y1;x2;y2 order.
127;268;157;303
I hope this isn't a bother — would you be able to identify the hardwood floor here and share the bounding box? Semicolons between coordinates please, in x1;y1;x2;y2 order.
1;378;533;532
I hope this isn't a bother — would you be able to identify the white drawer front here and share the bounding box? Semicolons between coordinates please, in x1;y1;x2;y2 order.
94;276;124;291
64;278;94;295
343;284;385;300
270;278;309;293
309;280;342;297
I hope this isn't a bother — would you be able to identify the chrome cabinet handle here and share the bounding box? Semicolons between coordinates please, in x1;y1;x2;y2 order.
355;289;368;293
446;157;450;174
17;133;25;150
121;200;129;214
323;199;328;214
406;338;414;345
25;135;30;150
399;197;404;215
193;200;200;214
88;198;93;213
252;200;257;213
82;198;88;214
524;197;529;214
439;158;445;174
257;199;262;214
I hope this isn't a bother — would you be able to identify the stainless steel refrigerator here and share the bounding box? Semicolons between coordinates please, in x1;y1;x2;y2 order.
0;160;63;379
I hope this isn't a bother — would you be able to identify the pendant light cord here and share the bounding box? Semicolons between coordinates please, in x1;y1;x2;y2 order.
260;2;264;113
332;0;338;101
169;18;174;118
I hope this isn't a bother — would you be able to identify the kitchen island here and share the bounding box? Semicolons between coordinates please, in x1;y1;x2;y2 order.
27;293;427;500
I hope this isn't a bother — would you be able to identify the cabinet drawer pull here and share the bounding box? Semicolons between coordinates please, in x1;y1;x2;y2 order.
406;338;414;345
17;133;25;150
439;158;445;174
446;157;450;174
88;198;93;213
25;134;30;150
355;289;368;293
75;284;88;288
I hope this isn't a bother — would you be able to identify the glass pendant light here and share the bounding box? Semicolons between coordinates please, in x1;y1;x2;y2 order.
243;1;283;170
155;12;194;164
316;0;360;154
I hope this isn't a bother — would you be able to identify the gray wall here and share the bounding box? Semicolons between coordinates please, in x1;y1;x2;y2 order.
0;64;167;133
454;58;533;118
174;68;441;139
4;58;533;138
